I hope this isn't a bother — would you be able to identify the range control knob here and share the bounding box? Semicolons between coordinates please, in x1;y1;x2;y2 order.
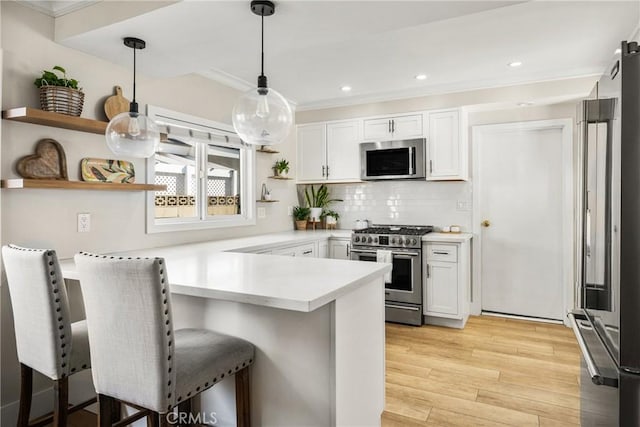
354;236;360;242
367;236;373;243
391;238;396;244
410;238;417;245
373;237;379;243
398;238;405;245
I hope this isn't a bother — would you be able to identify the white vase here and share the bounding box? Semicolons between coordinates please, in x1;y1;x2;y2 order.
310;207;322;222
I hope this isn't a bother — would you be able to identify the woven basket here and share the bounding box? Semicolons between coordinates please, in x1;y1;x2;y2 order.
39;86;84;116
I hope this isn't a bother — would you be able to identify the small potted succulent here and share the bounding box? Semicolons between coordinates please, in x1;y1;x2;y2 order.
293;206;310;230
34;65;84;116
321;209;340;229
304;184;342;223
273;158;290;178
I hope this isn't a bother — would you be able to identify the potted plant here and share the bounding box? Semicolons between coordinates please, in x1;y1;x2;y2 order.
34;66;84;117
321;209;340;229
293;206;310;230
273;158;290;178
304;184;342;223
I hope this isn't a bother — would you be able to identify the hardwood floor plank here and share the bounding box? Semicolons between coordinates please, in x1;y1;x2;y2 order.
387;382;540;426
425;408;514;427
382;411;429;427
498;371;580;396
387;370;479;401
539;416;583;427
384;395;432;422
476;389;581;425
387;351;501;381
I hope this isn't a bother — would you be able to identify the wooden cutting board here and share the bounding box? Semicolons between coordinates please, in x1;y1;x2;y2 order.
103;86;130;120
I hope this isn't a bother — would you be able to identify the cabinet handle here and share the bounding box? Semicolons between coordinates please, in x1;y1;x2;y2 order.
433;251;449;255
322;165;325;177
326;165;330;177
346;244;350;257
391;119;395;133
427;264;430;278
303;250;313;255
429;160;433;174
388;120;392;133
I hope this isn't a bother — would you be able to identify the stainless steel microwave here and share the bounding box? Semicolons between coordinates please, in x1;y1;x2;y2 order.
360;138;426;180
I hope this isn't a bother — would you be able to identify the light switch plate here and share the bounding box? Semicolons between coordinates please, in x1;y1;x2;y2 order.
287;206;293;216
257;207;266;219
77;213;91;232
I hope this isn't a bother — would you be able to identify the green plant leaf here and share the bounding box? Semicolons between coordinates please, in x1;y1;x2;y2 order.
52;65;66;74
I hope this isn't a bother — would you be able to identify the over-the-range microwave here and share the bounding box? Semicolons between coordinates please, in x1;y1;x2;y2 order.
360;138;426;180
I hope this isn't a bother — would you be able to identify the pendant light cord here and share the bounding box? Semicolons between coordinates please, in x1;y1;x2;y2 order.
261;13;265;77
133;45;137;103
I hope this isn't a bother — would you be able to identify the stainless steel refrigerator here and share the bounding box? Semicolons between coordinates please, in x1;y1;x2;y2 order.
570;40;640;426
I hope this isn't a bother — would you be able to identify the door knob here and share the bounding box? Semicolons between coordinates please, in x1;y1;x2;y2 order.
481;220;491;227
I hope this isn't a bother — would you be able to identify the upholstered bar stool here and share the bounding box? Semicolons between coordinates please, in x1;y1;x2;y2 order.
2;245;97;427
74;252;255;427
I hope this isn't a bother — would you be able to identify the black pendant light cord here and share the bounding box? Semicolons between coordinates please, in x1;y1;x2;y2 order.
261;13;264;77
130;45;139;114
257;9;268;91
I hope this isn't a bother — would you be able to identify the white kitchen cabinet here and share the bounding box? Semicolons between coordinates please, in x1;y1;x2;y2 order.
427;109;468;181
272;242;317;258
318;240;329;259
329;238;351;260
363;114;423;141
423;240;470;328
297;120;362;183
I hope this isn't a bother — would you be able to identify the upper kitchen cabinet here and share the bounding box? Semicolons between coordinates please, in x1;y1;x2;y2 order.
297;120;362;183
363;114;423;141
426;109;468;181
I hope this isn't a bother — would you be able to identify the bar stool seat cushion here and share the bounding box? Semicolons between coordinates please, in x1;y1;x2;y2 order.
173;328;254;404
68;320;91;374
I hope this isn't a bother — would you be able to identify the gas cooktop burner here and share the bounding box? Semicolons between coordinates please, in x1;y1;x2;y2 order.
353;225;433;236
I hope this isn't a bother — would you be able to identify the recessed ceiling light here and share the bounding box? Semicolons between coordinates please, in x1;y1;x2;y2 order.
415;74;428;80
615;48;622;55
508;61;523;68
341;85;352;92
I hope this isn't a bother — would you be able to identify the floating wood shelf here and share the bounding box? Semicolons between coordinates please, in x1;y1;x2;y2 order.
268;176;293;180
256;199;279;203
256;146;279;154
2;107;108;135
1;179;166;192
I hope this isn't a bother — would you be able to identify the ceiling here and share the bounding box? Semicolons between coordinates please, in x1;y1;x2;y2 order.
54;1;640;110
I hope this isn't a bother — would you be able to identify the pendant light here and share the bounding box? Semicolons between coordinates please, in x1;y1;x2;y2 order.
232;0;293;146
105;37;160;158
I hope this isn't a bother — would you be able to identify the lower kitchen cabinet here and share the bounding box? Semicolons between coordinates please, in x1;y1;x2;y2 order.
329;238;351;260
423;240;471;328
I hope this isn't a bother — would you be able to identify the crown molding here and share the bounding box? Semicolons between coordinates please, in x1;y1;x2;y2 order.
16;0;100;18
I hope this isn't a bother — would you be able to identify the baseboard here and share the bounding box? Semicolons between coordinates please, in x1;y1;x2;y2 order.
1;371;96;425
481;310;564;325
423;315;468;329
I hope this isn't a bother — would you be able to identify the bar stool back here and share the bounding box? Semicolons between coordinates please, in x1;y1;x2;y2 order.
2;245;95;427
74;252;254;427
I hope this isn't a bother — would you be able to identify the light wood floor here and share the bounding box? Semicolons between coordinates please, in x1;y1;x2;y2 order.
382;315;581;427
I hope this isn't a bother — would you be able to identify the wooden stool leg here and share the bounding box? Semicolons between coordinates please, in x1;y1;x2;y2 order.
17;364;33;427
53;377;68;427
98;394;114;427
235;367;251;427
158;412;169;427
111;400;122;423
147;412;159;427
177;399;192;426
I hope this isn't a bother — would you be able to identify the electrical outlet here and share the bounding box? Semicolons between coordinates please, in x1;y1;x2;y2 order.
257;207;266;219
287;206;293;216
77;213;91;232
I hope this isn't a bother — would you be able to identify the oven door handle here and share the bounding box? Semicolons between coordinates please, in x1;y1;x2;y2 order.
385;303;421;311
351;248;420;257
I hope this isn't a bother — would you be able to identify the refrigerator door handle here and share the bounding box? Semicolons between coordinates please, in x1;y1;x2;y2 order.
585;208;592;258
568;313;619;388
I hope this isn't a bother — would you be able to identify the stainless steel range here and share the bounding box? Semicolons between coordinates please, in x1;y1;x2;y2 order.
350;225;433;325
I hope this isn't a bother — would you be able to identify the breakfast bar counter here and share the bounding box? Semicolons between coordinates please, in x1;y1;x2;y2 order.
60;239;389;426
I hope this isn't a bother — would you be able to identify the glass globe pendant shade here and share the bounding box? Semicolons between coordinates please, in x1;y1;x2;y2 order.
232;85;293;146
105;111;160;158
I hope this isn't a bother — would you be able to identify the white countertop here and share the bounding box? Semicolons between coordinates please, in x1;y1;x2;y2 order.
60;229;388;313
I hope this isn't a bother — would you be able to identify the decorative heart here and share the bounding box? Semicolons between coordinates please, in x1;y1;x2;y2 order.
16;138;68;180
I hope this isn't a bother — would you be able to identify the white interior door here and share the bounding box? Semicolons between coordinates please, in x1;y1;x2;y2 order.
478;125;566;320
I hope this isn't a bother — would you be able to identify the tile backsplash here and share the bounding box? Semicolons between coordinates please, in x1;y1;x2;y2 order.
324;181;473;231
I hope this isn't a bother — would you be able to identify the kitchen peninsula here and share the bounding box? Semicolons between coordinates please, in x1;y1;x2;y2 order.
60;231;390;427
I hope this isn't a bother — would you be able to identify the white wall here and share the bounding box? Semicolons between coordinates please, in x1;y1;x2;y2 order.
0;1;298;416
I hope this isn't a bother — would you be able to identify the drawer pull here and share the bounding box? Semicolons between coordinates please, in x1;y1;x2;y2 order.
433;251;449;255
302;250;313;255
